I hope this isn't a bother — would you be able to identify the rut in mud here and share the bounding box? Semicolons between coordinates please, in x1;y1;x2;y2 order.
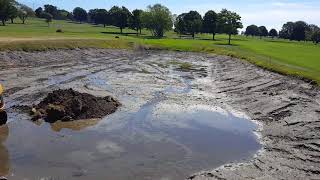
30;89;121;122
0;49;319;180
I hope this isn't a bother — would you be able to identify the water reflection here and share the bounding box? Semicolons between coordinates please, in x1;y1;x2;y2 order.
50;119;101;132
2;103;260;179
0;125;9;177
29;118;101;132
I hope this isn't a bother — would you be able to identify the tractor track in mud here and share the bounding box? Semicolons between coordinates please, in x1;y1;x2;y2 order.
0;49;319;179
190;53;320;180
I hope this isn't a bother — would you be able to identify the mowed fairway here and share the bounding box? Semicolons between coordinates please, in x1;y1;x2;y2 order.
1;18;320;84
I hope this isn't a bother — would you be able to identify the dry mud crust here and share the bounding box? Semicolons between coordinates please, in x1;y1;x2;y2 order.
31;89;121;123
189;56;320;179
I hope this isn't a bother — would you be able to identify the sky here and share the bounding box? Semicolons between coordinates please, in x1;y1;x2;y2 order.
17;0;320;31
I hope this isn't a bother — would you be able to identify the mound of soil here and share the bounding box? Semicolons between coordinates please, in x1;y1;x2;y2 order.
31;89;121;123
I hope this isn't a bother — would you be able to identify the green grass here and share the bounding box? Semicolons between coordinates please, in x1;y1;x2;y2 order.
1;18;320;84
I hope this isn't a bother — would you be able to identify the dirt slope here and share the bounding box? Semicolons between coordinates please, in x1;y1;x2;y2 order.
189;55;320;179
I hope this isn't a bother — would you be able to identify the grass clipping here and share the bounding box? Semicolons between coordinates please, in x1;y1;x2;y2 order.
30;89;121;123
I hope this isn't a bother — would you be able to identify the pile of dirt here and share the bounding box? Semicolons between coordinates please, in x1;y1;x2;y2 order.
31;89;121;123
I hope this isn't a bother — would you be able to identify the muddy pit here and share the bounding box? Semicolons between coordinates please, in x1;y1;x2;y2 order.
0;49;319;180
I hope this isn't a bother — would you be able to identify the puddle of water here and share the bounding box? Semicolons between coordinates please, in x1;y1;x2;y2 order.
0;101;260;180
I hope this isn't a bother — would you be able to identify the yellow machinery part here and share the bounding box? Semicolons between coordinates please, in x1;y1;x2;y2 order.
0;84;3;95
0;84;4;111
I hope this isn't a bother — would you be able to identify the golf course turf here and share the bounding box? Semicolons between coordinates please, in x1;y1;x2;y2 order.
1;18;319;84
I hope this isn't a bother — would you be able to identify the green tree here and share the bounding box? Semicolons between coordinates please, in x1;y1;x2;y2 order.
279;22;294;39
292;21;308;41
44;4;58;19
311;30;320;44
89;9;109;27
96;9;109;27
0;0;14;26
130;9;143;35
306;24;320;41
18;9;27;24
88;9;98;23
57;9;71;20
73;7;87;23
259;26;268;38
142;4;173;38
42;12;53;27
183;11;202;39
109;6;131;34
174;13;186;37
202;10;218;40
67;12;74;21
35;7;43;18
245;25;260;36
280;21;309;41
8;4;17;23
218;9;243;45
269;29;278;38
17;4;34;24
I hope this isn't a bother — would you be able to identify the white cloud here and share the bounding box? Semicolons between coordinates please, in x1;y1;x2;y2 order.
239;1;320;30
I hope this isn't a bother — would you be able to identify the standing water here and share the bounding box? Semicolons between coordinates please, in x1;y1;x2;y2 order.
1;93;260;179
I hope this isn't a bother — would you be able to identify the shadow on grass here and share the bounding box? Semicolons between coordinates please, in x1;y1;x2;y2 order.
92;25;103;28
66;21;88;25
228;37;249;41
215;43;240;47
101;31;138;36
100;32;164;40
197;37;224;42
132;35;165;39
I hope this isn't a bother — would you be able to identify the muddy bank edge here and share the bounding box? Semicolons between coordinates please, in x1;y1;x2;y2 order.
188;55;320;179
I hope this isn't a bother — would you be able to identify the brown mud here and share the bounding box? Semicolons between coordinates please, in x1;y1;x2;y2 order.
30;89;120;123
0;49;319;179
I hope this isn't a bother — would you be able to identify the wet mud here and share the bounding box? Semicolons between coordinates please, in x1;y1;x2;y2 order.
0;49;319;179
30;89;120;122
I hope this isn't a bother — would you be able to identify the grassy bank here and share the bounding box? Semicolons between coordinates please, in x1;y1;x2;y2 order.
1;18;320;84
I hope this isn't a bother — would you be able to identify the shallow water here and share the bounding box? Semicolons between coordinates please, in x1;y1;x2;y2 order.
0;52;261;180
0;96;260;180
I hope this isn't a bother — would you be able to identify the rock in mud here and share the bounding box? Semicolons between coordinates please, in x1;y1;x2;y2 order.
30;89;121;123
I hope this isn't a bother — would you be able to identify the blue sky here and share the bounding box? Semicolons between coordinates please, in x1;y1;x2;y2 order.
18;0;320;31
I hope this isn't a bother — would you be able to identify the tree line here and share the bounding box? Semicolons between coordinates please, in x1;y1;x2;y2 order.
2;1;319;45
245;25;278;38
35;5;73;21
32;4;243;44
245;21;320;44
279;21;320;43
174;9;242;44
0;0;34;25
33;4;170;36
0;0;251;45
